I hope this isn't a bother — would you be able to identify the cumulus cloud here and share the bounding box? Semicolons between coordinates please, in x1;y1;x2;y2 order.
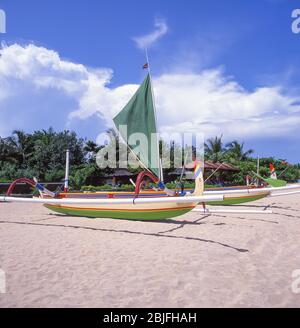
132;18;168;49
153;71;300;139
0;43;136;137
0;43;300;145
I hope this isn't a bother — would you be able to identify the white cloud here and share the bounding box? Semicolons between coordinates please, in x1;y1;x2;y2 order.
0;43;136;136
0;43;300;145
132;18;168;49
153;72;300;139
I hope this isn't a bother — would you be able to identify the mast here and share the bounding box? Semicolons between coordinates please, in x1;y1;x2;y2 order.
64;149;70;192
256;156;260;187
145;48;163;182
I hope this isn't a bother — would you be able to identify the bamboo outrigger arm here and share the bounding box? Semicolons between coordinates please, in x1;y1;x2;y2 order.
0;194;224;205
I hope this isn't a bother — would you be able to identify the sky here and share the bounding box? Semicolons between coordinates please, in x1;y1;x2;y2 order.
0;0;300;162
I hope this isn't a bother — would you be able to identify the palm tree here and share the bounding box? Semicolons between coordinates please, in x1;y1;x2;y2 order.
204;136;224;162
84;140;98;153
84;140;99;163
7;130;31;166
0;137;17;163
225;140;254;161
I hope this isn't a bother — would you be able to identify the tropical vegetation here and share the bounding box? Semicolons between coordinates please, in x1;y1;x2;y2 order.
0;129;299;191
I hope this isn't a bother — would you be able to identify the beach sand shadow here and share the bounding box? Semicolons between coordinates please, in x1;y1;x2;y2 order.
0;219;248;253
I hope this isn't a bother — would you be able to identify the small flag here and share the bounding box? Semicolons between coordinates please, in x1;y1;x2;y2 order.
270;163;275;173
270;163;277;179
143;62;149;69
194;160;203;179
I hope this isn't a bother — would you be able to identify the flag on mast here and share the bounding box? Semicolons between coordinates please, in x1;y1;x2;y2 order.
270;163;277;179
143;62;149;69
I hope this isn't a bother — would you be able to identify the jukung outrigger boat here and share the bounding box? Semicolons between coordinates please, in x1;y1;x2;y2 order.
35;157;287;206
1;71;224;219
1;69;300;219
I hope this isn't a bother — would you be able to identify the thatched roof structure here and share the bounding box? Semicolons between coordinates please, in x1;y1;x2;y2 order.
102;169;136;177
168;161;239;176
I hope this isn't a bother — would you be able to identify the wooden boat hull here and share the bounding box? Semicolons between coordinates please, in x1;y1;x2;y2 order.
44;202;196;220
206;193;268;205
43;189;269;219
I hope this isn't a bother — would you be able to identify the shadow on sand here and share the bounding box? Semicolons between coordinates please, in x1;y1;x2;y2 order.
0;215;249;253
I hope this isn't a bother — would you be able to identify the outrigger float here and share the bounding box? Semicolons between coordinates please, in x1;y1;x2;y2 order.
1;69;300;220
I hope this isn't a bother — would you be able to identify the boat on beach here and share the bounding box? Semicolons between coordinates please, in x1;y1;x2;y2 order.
53;185;269;206
1;69;300;219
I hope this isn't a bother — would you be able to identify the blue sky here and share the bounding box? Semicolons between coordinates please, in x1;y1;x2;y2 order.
0;0;300;162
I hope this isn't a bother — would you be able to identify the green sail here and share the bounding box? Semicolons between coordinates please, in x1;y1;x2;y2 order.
113;74;160;179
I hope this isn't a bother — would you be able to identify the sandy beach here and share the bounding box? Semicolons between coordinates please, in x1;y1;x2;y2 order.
0;194;300;308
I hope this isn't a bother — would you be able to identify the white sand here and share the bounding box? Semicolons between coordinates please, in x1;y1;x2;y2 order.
0;194;300;308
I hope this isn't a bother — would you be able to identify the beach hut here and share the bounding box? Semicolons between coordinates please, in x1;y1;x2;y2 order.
168;161;240;185
101;169;137;186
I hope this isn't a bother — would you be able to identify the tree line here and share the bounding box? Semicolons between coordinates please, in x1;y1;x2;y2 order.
0;129;299;189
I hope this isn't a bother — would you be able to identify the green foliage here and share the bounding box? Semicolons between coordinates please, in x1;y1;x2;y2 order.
0;162;18;181
1;129;299;191
229;161;257;185
69;165;96;190
44;170;65;183
165;181;196;189
81;182;220;192
81;184;135;192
